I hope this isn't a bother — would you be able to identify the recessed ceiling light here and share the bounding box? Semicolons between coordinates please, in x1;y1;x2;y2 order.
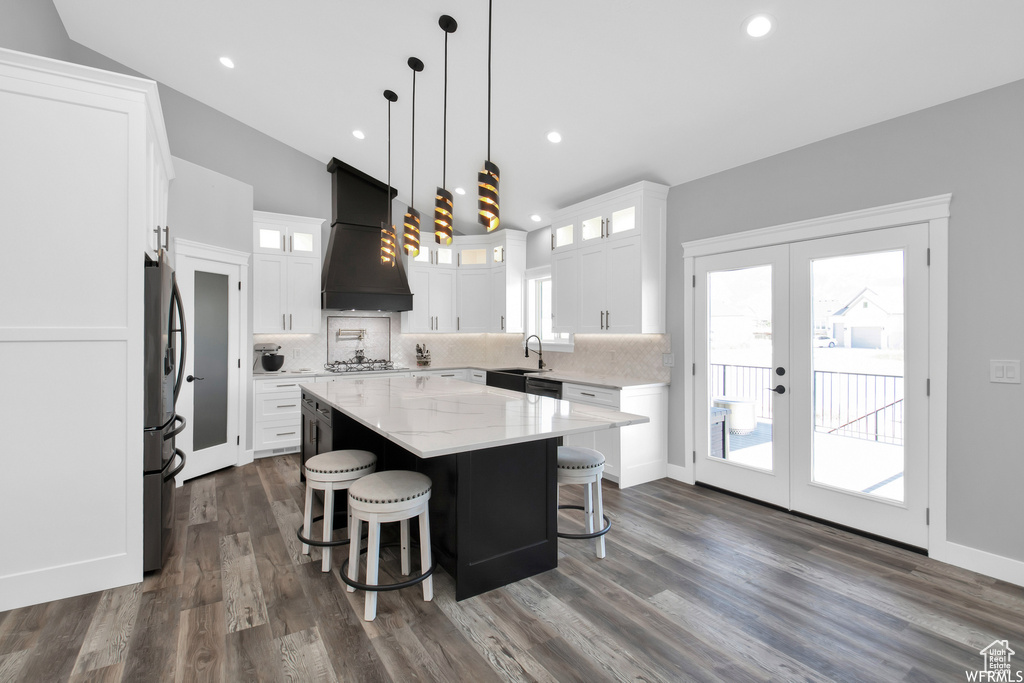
219;56;235;69
547;131;562;143
352;130;365;140
530;214;542;222
455;187;466;195
744;14;774;38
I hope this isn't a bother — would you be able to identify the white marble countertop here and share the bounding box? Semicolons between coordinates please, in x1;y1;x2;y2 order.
301;376;649;458
254;365;669;390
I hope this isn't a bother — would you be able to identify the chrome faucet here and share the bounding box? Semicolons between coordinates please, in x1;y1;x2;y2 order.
525;335;545;370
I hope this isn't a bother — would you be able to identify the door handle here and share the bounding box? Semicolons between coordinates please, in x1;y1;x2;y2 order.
186;375;204;382
770;385;786;394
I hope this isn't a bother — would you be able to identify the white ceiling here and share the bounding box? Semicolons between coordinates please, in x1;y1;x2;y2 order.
54;1;1024;234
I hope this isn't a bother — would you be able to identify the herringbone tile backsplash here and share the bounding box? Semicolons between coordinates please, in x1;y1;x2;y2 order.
254;311;670;382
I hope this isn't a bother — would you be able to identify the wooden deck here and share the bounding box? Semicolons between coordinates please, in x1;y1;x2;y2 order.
1;453;1021;682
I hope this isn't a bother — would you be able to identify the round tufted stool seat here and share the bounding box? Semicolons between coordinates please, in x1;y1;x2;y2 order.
556;446;611;559
298;450;377;573
343;471;435;621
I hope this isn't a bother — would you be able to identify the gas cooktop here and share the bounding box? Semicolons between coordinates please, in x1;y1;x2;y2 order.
324;358;405;373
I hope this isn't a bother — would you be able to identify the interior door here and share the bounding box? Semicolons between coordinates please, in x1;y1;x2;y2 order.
176;254;240;481
695;245;790;507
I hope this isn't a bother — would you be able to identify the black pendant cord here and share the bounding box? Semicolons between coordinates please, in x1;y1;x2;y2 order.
443;29;448;187
487;0;492;159
387;98;391;228
411;69;416;208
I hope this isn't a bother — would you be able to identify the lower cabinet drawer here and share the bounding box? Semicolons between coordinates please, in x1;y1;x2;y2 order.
254;418;302;451
562;383;620;409
256;392;302;420
467;369;487;384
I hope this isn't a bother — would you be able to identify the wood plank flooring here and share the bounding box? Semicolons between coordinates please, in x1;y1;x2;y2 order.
1;453;1022;682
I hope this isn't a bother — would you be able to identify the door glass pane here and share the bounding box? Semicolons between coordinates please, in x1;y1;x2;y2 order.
554;224;573;248
581;216;603;241
811;251;905;501
493;245;504;263
707;265;773;471
259;228;282;250
609;206;635;234
292;231;314;252
415;246;430;262
194;271;229;451
461;248;487;265
436;248;453;265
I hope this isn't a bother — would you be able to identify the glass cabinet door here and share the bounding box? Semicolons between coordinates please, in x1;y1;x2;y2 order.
608;205;636;237
290;228;316;255
581;214;604;242
255;224;286;254
552;220;575;251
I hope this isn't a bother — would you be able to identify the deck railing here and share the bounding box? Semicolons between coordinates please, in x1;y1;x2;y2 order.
710;364;904;445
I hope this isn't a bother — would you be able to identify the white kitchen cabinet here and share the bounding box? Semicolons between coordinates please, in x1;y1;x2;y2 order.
0;48;175;610
561;382;668;488
402;246;457;333
252;211;324;334
458;269;492;332
467;368;487;384
548;181;668;334
551;249;579;333
253;377;316;457
489;230;526;333
253;211;322;257
412;368;469;380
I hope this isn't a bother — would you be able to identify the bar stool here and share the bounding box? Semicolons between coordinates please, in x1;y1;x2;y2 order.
297;450;376;572
557;446;611;559
342;470;436;621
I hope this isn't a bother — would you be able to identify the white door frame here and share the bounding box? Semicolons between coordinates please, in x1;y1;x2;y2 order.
680;194;949;553
174;239;251;482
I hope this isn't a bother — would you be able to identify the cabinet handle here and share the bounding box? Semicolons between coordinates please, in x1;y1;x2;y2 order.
501;315;505;330
163;225;170;250
289;313;293;330
277;384;297;388
457;316;460;331
606;310;610;328
276;431;296;436
289;235;293;252
317;408;330;416
582;392;596;397
600;311;605;330
311;419;316;444
282;234;286;251
441;373;455;377
277;404;296;408
282;314;286;330
154;226;160;250
551;234;554;250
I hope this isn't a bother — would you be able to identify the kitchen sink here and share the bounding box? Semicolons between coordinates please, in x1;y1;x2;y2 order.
491;368;550;375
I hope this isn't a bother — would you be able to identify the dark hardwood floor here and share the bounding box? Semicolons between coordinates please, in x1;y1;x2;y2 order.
1;453;1022;682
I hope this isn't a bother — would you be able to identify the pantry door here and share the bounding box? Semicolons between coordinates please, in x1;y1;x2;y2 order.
694;245;791;508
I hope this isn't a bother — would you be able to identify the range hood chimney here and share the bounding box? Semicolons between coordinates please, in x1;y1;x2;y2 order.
322;157;413;311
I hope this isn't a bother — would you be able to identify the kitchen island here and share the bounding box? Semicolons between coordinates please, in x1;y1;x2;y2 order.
301;376;648;600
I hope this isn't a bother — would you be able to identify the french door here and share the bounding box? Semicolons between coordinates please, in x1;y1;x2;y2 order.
694;224;929;547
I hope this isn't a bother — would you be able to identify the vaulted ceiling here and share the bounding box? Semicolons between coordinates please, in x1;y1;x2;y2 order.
54;1;1024;233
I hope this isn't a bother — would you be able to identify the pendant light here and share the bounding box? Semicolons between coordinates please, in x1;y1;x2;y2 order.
478;0;499;231
434;14;458;246
402;57;424;257
380;89;399;266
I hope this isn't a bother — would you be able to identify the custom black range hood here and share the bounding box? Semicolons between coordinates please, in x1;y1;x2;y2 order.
322;157;413;311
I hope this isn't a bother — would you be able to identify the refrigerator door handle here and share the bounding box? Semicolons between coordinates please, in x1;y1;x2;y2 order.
165;413;186;441
171;277;187;403
165;448;186;482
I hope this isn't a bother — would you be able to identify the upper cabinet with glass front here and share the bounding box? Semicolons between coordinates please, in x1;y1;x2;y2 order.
253;211;322;257
548;181;669;334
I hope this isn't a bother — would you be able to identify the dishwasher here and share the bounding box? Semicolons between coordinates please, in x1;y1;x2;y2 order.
524;376;562;399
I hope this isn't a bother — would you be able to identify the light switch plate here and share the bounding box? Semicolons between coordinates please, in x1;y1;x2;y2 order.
990;360;1020;384
663;353;675;367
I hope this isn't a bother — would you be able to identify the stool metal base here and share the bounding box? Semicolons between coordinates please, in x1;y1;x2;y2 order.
296;514;351;548
339;541;437;592
557;504;611;539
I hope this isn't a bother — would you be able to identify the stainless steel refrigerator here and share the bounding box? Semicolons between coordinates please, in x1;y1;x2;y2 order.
143;250;187;572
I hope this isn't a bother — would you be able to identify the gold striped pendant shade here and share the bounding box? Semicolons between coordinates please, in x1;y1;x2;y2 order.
380;223;397;266
403;207;420;256
478;160;499;231
434;187;453;245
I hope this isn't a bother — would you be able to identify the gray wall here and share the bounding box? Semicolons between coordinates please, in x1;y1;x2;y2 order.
526;226;553;270
0;0;330;223
666;78;1024;562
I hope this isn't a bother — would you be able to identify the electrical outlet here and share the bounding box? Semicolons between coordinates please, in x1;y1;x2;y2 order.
663;353;675;367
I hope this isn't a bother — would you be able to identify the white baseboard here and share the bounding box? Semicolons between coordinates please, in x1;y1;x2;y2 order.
0;553;140;612
931;541;1024;588
666;463;693;484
